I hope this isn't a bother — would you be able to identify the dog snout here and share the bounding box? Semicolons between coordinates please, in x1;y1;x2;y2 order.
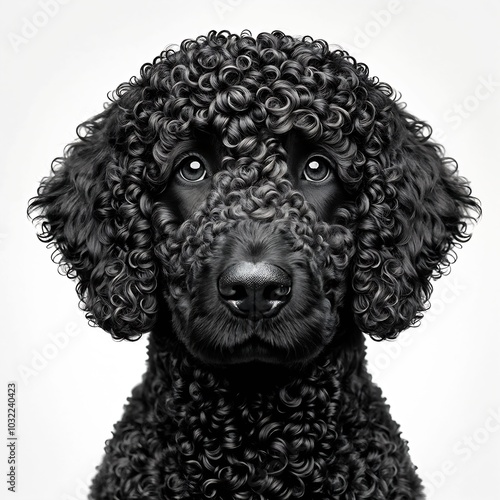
217;262;292;320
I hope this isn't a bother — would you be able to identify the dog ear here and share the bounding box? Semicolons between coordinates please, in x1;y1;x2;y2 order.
351;96;481;340
28;87;158;340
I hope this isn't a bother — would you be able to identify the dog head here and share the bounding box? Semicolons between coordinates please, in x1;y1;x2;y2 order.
29;31;480;366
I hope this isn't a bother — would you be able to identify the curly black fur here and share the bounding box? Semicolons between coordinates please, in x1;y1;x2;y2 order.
29;30;480;499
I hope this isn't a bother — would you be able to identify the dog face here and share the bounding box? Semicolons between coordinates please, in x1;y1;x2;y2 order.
29;31;479;366
153;129;354;365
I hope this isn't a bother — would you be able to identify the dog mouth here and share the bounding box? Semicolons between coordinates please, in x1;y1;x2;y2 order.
190;331;326;367
180;294;337;367
222;336;287;365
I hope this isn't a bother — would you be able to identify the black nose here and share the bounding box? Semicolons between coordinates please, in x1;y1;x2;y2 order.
218;262;292;320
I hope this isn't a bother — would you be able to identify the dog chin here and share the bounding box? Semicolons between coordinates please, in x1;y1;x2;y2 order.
196;338;285;365
192;337;322;366
189;340;327;367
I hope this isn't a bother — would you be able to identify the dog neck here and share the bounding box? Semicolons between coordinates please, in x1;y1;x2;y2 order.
137;323;391;497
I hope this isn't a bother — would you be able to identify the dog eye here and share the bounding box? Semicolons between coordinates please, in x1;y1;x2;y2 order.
303;156;332;183
177;156;207;182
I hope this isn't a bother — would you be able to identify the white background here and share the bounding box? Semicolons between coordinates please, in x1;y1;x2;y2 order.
1;1;499;499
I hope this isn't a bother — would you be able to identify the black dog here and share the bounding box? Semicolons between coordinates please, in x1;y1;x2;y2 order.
30;31;479;499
